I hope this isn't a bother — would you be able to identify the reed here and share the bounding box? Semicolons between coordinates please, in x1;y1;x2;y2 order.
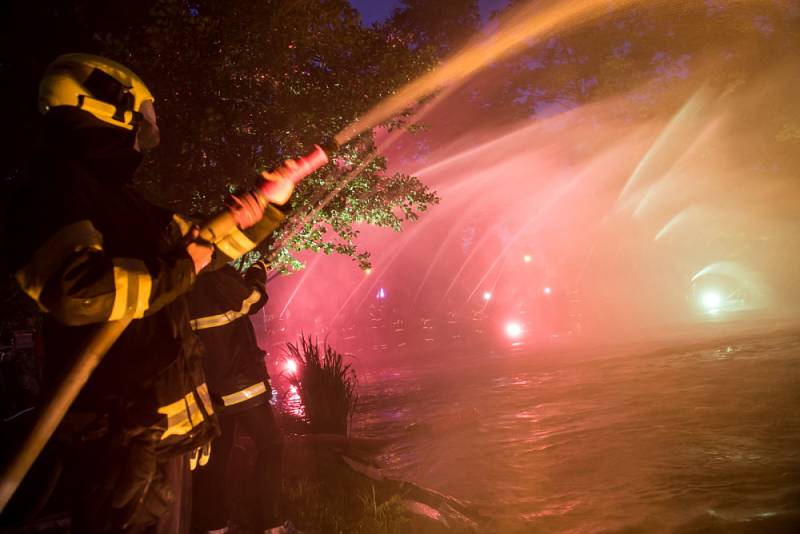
285;334;358;435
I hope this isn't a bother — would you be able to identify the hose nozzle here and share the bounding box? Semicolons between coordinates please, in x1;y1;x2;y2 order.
264;143;332;186
319;139;340;156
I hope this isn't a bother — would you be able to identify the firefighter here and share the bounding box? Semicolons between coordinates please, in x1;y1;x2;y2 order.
187;260;287;534
3;53;293;532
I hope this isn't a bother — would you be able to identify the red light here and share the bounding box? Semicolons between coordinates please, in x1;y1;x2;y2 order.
505;322;523;338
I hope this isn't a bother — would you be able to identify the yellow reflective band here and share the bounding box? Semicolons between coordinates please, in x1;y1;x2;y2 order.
188;442;212;471
15;220;103;306
190;289;261;330
215;228;256;260
108;263;129;320
221;382;267;407
158;383;215;441
171;213;193;238
197;382;214;414
108;258;153;321
79;96;134;131
199;443;211;467
189;447;200;471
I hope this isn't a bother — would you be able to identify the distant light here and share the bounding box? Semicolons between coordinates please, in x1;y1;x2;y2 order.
543;286;552;295
483;291;492;301
284;359;298;375
377;287;386;299
364;268;372;275
523;254;532;263
701;291;722;313
505;321;523;339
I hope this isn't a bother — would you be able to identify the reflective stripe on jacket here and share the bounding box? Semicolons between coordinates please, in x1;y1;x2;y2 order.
188;263;271;413
4;113;284;455
221;381;268;408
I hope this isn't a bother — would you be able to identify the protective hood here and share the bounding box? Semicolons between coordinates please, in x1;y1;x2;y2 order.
38;107;144;184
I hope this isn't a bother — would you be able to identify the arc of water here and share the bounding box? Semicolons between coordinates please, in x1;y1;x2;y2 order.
279;0;684;316
336;0;644;146
328;220;431;326
654;208;691;241
437;216;510;308
463;246;514;307
461;163;603;307
410;206;474;305
617;88;713;207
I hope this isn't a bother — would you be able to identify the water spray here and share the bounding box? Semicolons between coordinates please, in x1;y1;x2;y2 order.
334;0;648;146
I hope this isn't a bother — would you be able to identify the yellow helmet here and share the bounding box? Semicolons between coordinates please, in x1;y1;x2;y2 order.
38;53;154;130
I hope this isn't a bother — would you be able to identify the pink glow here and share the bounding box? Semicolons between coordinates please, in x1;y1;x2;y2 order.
258;25;799;355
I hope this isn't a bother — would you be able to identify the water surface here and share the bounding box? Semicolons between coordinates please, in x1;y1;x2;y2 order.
353;334;800;532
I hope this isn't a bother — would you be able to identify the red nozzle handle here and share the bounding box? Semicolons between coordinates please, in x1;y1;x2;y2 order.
272;144;329;185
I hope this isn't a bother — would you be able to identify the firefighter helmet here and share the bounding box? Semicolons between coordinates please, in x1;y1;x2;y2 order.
38;53;154;131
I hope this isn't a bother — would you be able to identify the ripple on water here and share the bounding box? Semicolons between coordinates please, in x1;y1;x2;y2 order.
353;335;800;530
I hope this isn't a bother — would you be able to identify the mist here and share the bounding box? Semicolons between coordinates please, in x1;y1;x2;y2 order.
262;2;800;359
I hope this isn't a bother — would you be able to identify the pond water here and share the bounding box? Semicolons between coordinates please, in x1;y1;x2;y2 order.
353;333;800;532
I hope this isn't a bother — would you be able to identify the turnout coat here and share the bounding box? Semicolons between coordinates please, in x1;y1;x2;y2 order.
188;262;272;414
5;108;284;455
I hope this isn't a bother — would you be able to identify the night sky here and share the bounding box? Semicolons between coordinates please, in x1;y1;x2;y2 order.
350;0;511;25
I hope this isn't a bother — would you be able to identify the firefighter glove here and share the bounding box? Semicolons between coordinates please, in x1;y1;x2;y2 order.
226;190;266;229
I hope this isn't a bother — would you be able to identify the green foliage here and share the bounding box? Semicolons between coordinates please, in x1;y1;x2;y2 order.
231;250;266;273
285;334;358;435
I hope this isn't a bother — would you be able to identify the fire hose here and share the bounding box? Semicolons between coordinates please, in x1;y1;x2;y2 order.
0;144;331;513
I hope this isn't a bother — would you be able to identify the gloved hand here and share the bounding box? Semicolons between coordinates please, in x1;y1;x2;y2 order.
189;441;212;470
226;190;267;229
254;258;272;271
258;168;296;206
184;227;213;273
245;258;270;286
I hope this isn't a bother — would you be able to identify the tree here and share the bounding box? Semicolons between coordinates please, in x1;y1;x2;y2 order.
388;0;480;57
98;0;440;272
385;0;800;155
471;0;799;126
2;0;441;276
